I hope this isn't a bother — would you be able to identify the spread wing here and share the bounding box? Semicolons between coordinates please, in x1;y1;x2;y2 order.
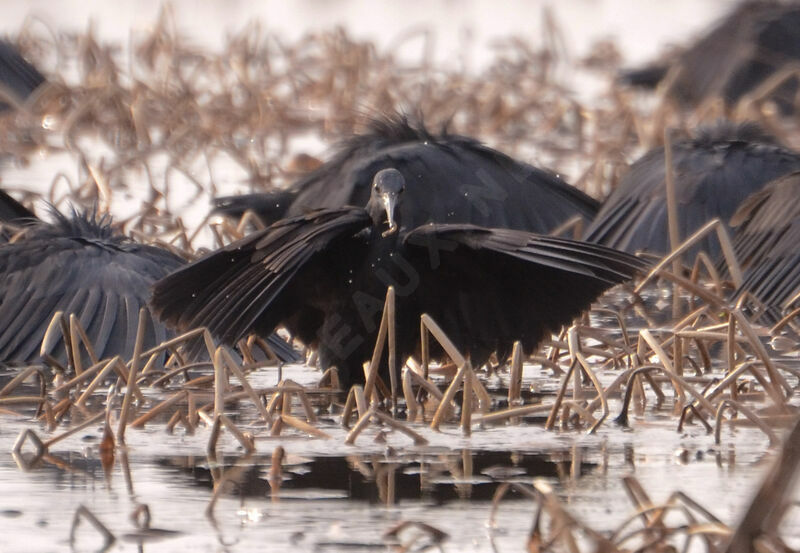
730;172;800;314
0;236;184;363
585;136;800;258
211;190;297;226
403;225;645;355
151;207;372;346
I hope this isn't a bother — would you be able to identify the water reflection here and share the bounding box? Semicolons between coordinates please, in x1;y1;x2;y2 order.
156;448;600;505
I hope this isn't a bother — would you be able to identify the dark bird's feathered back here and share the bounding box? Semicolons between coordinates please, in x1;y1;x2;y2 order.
583;122;800;259
729;171;800;317
0;208;185;364
213;115;599;233
619;1;800;112
0;201;300;366
156;169;643;387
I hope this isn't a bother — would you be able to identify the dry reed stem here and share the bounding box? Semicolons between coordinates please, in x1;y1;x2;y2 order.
278;414;331;439
545;358;576;431
567;327;609;432
363;288;392;405
402;370;420;422
508;341;523;405
635;219;744;294
130;390;188;428
474;403;551;424
73;358;119;406
731;310;791;407
638;329;686;405
714;400;780;446
460;361;473;436
0;366;45;397
430;362;468;431
116;309;147;444
218;347;272;425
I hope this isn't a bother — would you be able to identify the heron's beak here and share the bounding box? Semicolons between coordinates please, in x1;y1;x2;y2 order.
381;191;398;236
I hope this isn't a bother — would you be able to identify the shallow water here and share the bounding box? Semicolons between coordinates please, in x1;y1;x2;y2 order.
1;357;796;552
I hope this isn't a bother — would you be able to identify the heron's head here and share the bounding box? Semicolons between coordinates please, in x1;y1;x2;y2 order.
368;168;405;236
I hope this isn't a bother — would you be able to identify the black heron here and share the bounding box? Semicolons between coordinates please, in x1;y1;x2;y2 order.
153;168;644;387
583;122;800;259
728;171;800;319
0;192;297;366
619;1;800;113
213;115;599;233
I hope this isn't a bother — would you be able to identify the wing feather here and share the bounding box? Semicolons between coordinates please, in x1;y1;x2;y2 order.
151;207;372;347
404;224;645;358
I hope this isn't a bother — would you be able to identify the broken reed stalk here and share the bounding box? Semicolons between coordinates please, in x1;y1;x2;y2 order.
130;390;188;428
430;362;468;431
34;411;106;451
460;361;473;436
218;347;272;425
567;327;610;433
69;313;100;371
420;314;467;367
638;329;686;404
545;358;577;431
635;219;744;294
402;370;420;422
75;358;120;406
276;414;331;439
508;341;523;405
731;310;790;408
0;365;45;397
363;287;395;406
714;399;779;446
117;309;147;444
345;406;428;445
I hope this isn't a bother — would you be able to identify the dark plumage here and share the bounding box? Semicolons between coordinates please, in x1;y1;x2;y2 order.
729;171;800;317
154;168;644;387
0;39;46;111
0;194;298;366
212;115;599;232
583;123;800;259
619;1;800;112
0;207;184;364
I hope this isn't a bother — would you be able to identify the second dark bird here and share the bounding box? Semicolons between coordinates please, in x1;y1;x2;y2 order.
153;168;644;387
584;122;800;259
0;192;298;368
212;115;600;234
